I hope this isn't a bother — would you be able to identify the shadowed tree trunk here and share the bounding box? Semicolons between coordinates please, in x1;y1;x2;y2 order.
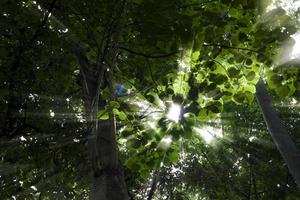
71;0;129;198
73;46;129;200
256;80;300;188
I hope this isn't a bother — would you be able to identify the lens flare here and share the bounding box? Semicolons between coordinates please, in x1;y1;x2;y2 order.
167;103;182;123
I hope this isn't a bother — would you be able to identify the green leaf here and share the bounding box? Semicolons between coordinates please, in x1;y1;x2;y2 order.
198;108;208;121
233;93;245;104
271;74;283;84
206;87;221;98
244;84;256;93
97;110;109;120
145;94;155;103
125;157;140;171
215;74;228;85
139;167;150;179
166;88;174;95
128;138;141;149
276;85;290;97
168;151;179;162
228;67;240;77
109;101;120;109
246;58;253;65
246;71;256;81
205;101;223;113
245;91;254;103
112;108;119;115
188;87;199;100
118;111;127;121
192;51;200;61
238;32;248;42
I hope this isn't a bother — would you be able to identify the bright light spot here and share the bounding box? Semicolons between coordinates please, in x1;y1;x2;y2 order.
158;135;172;150
49;110;55;117
265;0;300;63
19;181;24;187
73;138;80;143
249;136;256;142
28;93;36;101
147;121;156;129
167;103;182;123
66;98;70;102
178;60;190;71
75;113;85;122
171;165;182;175
203;95;209;101
30;186;37;191
134;99;151;110
129;97;164;129
157;98;166;109
194;126;223;144
20;136;27;142
58;28;69;33
266;0;300;14
291;98;297;105
291;34;300;59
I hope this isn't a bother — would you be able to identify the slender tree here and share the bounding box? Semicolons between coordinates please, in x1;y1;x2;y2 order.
256;80;300;188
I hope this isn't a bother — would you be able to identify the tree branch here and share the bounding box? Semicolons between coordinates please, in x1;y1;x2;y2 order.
30;0;57;44
119;46;178;58
203;43;260;53
147;170;159;200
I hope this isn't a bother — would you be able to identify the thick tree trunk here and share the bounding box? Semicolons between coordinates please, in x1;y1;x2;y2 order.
255;80;300;188
90;119;129;200
73;42;128;200
70;0;128;198
83;76;128;200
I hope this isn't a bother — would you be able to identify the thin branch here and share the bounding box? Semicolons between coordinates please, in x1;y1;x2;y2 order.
146;58;159;88
211;59;228;72
176;0;218;9
119;46;178;58
71;42;93;99
203;43;260;53
147;170;159;200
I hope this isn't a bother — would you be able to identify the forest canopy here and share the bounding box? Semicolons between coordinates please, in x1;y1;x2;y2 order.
1;0;300;199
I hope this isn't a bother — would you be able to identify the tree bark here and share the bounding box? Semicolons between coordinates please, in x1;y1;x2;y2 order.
79;66;128;200
255;80;300;188
71;0;129;198
90;118;129;200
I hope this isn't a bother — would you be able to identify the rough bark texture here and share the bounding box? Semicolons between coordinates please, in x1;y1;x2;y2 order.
256;80;300;188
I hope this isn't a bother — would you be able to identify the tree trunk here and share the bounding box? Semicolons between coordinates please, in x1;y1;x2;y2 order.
70;0;128;198
90;119;129;200
83;75;128;200
255;80;300;188
72;41;128;200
